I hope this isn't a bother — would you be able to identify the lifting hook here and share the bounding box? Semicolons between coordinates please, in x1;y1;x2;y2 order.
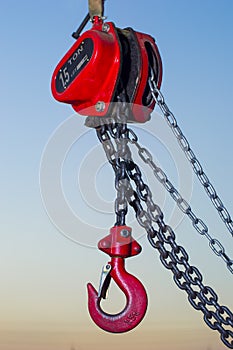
87;226;148;333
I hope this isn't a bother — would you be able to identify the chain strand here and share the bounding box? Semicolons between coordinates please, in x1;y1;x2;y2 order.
147;224;233;349
124;130;233;349
129;135;233;274
87;102;233;348
149;70;233;239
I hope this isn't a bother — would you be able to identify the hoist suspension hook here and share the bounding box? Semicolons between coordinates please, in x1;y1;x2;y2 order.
87;226;148;333
72;0;106;39
88;0;105;20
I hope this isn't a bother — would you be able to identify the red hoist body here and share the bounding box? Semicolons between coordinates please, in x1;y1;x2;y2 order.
51;17;162;122
51;14;163;334
50;11;233;345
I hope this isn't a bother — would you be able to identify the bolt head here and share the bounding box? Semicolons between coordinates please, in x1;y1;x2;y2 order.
102;23;110;32
95;101;105;112
120;229;131;238
100;240;110;248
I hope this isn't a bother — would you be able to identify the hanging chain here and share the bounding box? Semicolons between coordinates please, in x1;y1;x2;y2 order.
87;102;233;349
149;69;233;239
86;98;154;233
112;103;131;226
95;117;129;226
125;140;233;348
86;106;233;348
129;135;233;274
147;221;233;349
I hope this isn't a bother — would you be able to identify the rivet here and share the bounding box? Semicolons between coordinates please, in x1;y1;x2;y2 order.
95;101;105;112
120;229;131;238
102;23;110;32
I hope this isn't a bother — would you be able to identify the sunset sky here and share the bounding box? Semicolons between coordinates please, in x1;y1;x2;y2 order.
1;0;233;349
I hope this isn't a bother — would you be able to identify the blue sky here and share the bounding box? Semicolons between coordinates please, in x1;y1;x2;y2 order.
1;1;233;349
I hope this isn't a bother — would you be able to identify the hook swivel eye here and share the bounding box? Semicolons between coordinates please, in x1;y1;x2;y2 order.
87;257;148;333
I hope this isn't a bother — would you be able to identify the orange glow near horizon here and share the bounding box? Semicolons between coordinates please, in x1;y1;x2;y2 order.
0;320;227;350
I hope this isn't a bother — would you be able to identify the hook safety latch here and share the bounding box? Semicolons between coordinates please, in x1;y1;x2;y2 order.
87;225;148;333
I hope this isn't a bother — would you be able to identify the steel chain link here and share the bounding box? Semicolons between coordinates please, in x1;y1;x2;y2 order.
86;99;233;348
124;131;233;349
94;110;130;226
87;102;155;234
148;69;233;238
129;136;233;274
147;224;233;349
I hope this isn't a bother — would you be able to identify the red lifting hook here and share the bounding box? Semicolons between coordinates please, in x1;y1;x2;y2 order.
87;226;148;333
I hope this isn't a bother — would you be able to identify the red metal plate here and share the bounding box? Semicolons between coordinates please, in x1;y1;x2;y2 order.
51;21;121;117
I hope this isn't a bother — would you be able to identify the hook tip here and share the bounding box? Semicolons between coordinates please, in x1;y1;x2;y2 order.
87;282;98;299
87;273;148;333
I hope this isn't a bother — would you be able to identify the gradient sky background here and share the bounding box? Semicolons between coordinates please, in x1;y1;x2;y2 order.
1;0;233;349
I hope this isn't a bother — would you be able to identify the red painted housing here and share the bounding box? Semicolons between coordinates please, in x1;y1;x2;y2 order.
51;20;121;117
51;19;162;122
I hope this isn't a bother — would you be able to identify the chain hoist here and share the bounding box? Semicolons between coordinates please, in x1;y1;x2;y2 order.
51;0;233;348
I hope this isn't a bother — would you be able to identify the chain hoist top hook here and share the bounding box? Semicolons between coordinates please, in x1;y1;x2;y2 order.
88;0;105;21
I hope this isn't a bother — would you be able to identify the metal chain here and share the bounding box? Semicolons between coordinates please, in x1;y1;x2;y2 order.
86;100;155;233
121;133;233;349
129;135;233;274
149;69;233;239
147;222;233;349
96;120;128;226
87;102;233;348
